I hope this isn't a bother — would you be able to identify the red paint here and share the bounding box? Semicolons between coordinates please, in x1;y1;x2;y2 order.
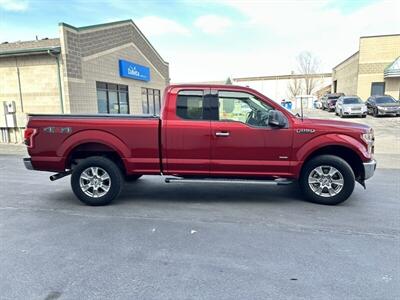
26;84;373;178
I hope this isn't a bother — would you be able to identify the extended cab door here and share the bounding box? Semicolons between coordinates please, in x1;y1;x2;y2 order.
210;90;293;177
162;88;211;176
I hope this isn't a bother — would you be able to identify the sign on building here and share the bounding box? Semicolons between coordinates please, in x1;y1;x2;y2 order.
119;59;150;81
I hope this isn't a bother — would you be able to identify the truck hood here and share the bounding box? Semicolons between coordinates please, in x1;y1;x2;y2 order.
299;118;370;133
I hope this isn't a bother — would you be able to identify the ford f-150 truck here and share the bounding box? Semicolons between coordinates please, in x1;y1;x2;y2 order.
23;84;376;206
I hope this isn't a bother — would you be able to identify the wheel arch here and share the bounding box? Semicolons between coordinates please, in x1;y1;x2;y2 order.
300;145;365;182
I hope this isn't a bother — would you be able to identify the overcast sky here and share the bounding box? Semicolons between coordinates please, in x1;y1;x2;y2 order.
1;0;399;82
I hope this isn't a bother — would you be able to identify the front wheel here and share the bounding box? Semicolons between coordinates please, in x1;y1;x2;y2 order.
71;156;123;206
300;155;355;205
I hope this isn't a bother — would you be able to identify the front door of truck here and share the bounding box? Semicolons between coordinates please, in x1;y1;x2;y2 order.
163;88;211;176
210;90;292;177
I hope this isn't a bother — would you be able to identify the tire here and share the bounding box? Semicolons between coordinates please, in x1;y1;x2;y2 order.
300;155;355;205
339;110;343;118
362;115;366;118
125;174;143;182
71;156;123;206
373;108;378;117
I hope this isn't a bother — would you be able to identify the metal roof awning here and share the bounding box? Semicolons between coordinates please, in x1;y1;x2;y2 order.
384;57;400;78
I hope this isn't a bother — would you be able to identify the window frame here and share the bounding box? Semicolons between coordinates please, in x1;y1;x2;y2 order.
142;88;161;115
96;81;130;114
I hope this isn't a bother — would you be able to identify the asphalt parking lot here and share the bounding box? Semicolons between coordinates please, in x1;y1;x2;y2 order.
0;110;399;299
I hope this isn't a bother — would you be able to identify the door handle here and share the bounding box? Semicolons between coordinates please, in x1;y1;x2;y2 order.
215;131;230;137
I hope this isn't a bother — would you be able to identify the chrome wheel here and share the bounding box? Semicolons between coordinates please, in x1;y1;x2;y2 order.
79;167;111;198
308;165;344;198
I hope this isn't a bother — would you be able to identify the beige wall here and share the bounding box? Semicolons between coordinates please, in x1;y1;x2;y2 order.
0;55;62;114
65;43;167;114
332;52;359;96
385;78;400;99
357;35;400;99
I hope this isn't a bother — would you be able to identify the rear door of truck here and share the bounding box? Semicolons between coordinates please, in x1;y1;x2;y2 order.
162;88;211;176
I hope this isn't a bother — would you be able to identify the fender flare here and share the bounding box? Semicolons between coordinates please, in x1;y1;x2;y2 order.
294;133;369;177
58;130;131;164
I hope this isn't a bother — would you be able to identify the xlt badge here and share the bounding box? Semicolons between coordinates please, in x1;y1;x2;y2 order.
296;129;315;134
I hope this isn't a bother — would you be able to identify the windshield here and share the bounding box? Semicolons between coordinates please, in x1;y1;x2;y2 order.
343;98;362;104
376;97;396;104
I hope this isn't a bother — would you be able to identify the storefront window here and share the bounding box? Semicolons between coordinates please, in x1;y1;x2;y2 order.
142;88;161;115
96;82;129;114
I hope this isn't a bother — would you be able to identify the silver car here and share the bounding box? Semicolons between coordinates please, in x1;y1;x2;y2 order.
335;96;367;118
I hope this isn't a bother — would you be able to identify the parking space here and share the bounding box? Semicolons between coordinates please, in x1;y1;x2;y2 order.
0;155;399;299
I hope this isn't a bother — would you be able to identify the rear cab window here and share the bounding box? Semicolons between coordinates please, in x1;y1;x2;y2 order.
176;90;204;120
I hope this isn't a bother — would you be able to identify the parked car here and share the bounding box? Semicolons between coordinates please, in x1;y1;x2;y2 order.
23;84;376;206
366;95;400;117
314;99;322;109
335;96;367;118
321;93;345;111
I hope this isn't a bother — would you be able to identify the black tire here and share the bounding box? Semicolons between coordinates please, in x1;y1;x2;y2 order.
300;155;355;205
339;110;343;118
373;108;378;117
125;174;143;182
71;156;123;206
362;115;366;118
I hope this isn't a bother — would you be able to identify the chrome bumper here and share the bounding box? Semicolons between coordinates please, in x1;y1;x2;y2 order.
363;159;377;180
23;158;34;170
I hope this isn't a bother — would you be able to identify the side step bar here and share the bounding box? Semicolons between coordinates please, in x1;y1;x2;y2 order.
165;177;293;185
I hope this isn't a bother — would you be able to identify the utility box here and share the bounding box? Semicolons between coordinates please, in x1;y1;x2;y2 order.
4;101;16;113
3;101;17;128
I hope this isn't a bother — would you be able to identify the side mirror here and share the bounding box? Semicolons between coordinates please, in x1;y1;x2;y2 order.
268;110;287;128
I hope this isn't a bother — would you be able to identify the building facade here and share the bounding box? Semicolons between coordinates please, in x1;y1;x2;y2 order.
332;34;400;100
0;20;169;143
233;73;332;102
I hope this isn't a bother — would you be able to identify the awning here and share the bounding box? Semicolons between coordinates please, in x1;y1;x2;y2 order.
384;57;400;78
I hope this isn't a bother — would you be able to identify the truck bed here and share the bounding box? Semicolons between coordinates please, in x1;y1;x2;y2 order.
26;114;161;174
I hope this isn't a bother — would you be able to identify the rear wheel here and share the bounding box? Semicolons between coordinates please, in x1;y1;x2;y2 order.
71;156;123;206
300;155;355;205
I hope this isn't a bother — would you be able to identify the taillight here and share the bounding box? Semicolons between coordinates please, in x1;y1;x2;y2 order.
24;128;37;148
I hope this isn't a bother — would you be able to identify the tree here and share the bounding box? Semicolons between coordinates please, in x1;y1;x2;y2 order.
287;71;303;99
296;51;320;95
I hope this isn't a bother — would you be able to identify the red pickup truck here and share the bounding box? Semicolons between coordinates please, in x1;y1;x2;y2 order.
23;84;376;206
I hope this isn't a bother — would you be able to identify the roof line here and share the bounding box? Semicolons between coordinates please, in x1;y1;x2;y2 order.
360;33;400;39
59;20;168;66
0;46;61;57
332;51;359;70
233;72;332;82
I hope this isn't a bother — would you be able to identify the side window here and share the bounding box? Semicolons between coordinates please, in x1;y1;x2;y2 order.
217;91;273;126
176;90;204;120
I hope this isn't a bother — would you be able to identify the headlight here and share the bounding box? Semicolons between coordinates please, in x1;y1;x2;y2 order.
361;129;374;154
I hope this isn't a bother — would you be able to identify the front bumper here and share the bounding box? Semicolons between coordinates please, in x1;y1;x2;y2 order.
378;109;400;115
23;157;34;170
363;159;377;180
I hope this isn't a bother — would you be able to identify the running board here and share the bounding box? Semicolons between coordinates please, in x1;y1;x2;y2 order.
164;177;293;185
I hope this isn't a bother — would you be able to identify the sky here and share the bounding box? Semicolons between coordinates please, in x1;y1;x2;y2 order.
0;0;399;82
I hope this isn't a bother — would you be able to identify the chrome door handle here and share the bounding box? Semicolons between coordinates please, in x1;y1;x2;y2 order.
215;131;230;137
